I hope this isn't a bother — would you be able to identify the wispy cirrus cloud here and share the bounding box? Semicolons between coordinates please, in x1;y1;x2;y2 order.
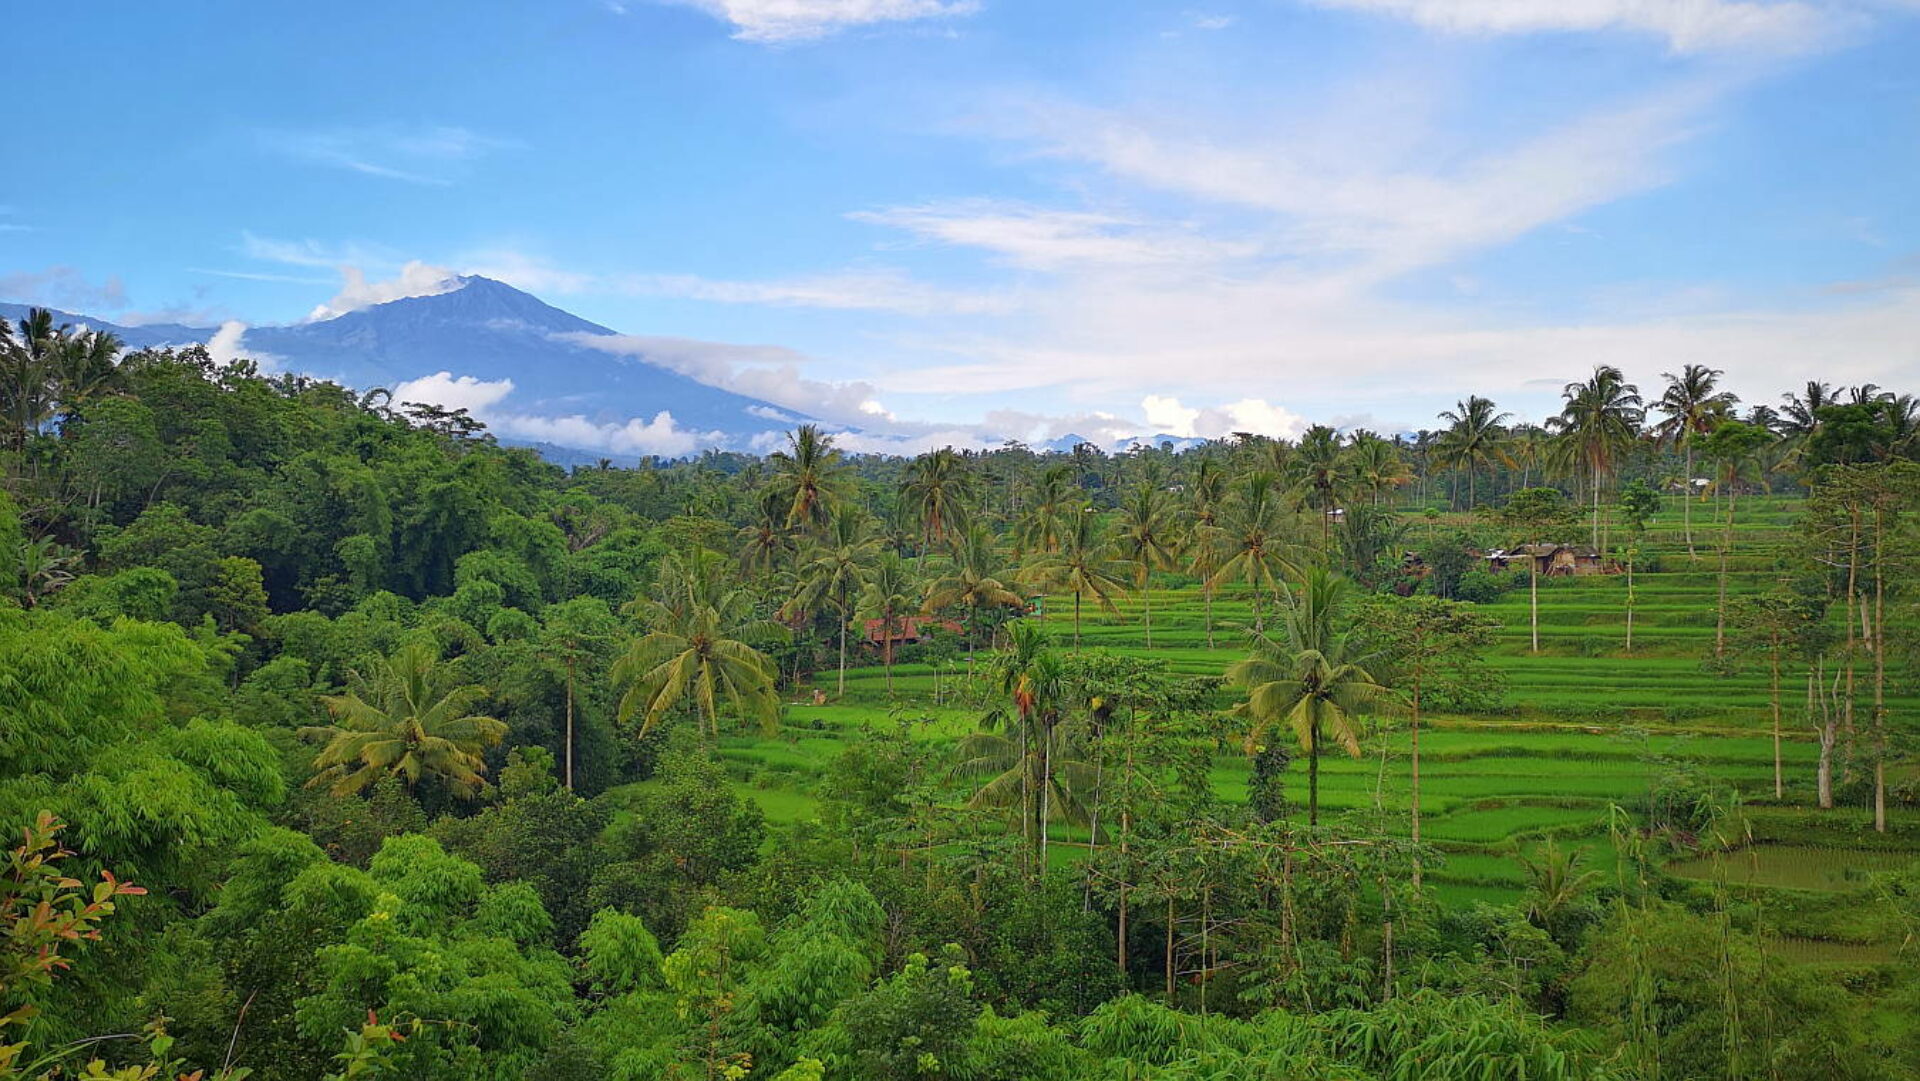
627;267;1012;314
851;200;1261;272
655;0;980;42
1298;0;1848;54
257;123;516;185
0;266;128;311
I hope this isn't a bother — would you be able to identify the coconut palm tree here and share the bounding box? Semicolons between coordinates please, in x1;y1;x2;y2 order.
1015;464;1078;556
1114;484;1178;649
1283;424;1350;548
1225;569;1387;826
1;308;124;454
1345;430;1413;507
1654;365;1739;558
1208;472;1300;633
1021;508;1133;650
955;622;1089;872
1548;366;1645;552
787;506;882;696
767;424;849;534
901;446;976;558
737;487;797;584
302;642;508;800
615;552;789;737
856;551;919;693
1433;396;1512;516
923;523;1024;665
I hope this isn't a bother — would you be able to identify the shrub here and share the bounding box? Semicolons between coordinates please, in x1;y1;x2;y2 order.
1455;569;1511;605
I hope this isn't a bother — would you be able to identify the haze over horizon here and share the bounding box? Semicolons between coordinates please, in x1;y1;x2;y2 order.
5;0;1919;453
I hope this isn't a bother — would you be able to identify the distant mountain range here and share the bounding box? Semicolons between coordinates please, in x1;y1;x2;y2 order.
1;276;1203;461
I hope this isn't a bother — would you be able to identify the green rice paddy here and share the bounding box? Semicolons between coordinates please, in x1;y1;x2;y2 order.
692;496;1916;954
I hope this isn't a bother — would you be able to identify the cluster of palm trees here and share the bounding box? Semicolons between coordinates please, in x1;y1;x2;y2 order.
1;309;124;457
1425;368;1917;544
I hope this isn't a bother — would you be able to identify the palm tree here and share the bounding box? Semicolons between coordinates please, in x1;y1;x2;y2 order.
737;487;796;583
1283;424;1349;548
1345;431;1413;507
1549;366;1644;552
1517;839;1601;937
856;552;919;693
1208;472;1300;632
787;506;881;696
1225;570;1387;826
1184;458;1231;646
1654;365;1739;558
615;551;788;737
11;535;79;608
1114;484;1178;649
955;622;1088;873
1015;464;1077;556
923;524;1024;665
302;642;508;800
1433;396;1512;516
1021;508;1133;650
1;309;124;455
901;447;976;557
767;424;849;534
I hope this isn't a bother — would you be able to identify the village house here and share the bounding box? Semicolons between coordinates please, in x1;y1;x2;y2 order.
1485;543;1606;577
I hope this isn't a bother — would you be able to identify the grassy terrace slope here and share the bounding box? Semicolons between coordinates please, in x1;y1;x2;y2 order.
678;495;1916;945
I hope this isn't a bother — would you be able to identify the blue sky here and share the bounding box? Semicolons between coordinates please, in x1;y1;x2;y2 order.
4;0;1918;449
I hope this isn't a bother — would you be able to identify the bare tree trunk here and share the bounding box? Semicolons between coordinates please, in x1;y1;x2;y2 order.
1872;521;1887;833
1410;675;1423;889
564;656;576;792
1684;442;1696;558
1715;486;1734;658
838;617;848;697
1769;642;1782;801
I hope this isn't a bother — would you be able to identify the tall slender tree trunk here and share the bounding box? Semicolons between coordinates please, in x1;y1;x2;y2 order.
1769;640;1782;800
1410;675;1423;888
1073;590;1083;650
1038;721;1053;874
1714;486;1734;658
1530;558;1540;654
1872;519;1887;833
1141;576;1153;649
837;617;848;697
1308;721;1321;827
1683;442;1697;558
564;656;576;792
1203;584;1215;648
1815;663;1835;810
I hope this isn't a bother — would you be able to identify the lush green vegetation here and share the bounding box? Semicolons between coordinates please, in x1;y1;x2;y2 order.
3;327;1918;1080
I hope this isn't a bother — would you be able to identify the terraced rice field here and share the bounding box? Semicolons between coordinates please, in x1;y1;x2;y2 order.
697;496;1916;946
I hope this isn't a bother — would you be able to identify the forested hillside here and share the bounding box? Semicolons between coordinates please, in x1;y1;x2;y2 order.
3;315;1919;1080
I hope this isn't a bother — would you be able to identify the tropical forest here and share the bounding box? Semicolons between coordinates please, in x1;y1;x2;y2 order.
1;313;1918;1080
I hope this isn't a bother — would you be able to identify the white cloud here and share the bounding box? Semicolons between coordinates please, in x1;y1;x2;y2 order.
205;321;283;371
308;262;464;321
662;0;980;42
240;232;394;270
490;410;725;458
390;371;517;414
258;124;515;185
1300;0;1843;53
852;200;1258;272
0;266;127;312
989;84;1709;282
1190;12;1236;29
387;368;727;456
1141;394;1307;439
559;331;892;425
629;267;1012;315
457;250;598;295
